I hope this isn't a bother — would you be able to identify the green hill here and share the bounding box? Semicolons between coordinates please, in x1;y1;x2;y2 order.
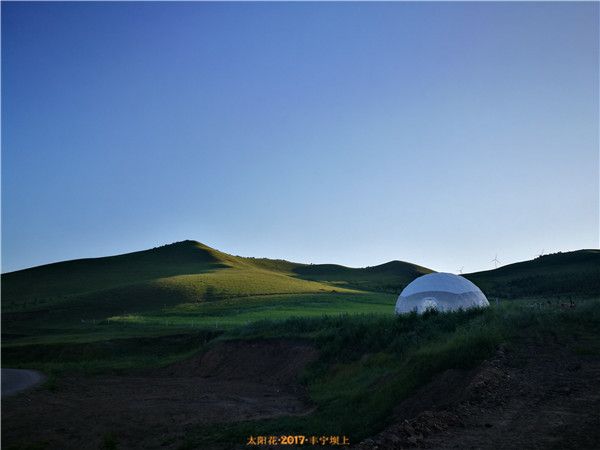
1;241;436;342
1;240;434;312
2;241;225;307
4;242;598;317
292;260;433;292
2;242;599;449
464;249;600;299
4;243;598;316
2;240;436;313
1;240;359;314
3;242;598;347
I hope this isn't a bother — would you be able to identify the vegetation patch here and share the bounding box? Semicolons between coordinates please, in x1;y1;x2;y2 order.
182;299;600;447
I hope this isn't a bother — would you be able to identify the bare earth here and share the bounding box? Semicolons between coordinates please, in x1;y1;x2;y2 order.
4;336;600;449
1;339;318;450
355;336;600;450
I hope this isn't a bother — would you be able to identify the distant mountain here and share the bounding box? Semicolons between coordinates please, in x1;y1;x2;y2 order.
464;250;600;299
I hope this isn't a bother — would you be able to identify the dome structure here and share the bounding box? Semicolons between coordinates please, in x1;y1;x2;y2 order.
395;273;489;315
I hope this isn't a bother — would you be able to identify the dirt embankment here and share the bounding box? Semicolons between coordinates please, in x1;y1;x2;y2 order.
355;337;600;449
6;334;600;450
2;339;318;450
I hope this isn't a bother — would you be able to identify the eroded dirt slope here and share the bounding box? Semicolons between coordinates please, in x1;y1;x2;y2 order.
2;339;318;450
356;337;600;449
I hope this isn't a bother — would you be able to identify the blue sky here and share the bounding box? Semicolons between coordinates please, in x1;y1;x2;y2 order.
2;2;598;273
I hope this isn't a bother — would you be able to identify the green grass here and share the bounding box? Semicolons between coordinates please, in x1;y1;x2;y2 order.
1;291;395;372
106;292;395;328
181;298;600;448
2;241;599;448
2;291;395;348
5;297;600;448
1;330;222;375
291;260;432;293
1;242;357;315
3;242;598;378
1;240;421;347
1;240;430;314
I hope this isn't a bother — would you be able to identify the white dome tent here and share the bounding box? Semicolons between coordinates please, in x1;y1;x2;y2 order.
395;273;489;315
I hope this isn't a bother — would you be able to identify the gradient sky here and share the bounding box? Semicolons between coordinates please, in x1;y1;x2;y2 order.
2;2;598;274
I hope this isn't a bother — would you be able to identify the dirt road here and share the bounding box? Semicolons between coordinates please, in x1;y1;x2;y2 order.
1;368;46;397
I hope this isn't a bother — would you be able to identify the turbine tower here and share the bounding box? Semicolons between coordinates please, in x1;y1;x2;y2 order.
491;254;501;269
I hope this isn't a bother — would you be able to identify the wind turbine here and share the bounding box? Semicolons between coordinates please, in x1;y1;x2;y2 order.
457;266;464;275
491;254;501;269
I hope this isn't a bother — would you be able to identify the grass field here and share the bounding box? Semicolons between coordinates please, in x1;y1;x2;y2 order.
2;241;599;448
2;242;598;366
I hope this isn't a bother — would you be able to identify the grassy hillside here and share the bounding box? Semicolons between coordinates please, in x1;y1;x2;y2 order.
2;241;225;309
1;240;435;316
3;242;598;349
2;240;425;345
292;260;433;293
1;241;356;313
233;255;433;292
465;250;600;299
2;241;600;449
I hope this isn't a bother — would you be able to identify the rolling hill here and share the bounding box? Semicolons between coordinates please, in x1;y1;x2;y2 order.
2;242;598;346
292;260;433;292
1;240;432;314
1;241;435;343
3;242;598;317
465;249;600;298
2;241;600;450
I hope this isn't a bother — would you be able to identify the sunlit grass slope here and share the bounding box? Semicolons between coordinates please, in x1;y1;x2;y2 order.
107;292;396;330
2;241;414;344
2;240;226;310
1;240;360;313
2;292;397;349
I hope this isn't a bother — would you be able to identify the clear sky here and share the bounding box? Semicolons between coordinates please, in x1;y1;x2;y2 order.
2;2;598;274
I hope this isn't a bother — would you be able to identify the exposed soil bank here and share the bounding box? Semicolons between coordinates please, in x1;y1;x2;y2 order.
5;335;599;450
355;337;600;449
2;339;318;450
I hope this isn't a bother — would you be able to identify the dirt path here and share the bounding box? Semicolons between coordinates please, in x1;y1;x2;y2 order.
356;337;600;449
2;339;318;450
1;368;46;397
